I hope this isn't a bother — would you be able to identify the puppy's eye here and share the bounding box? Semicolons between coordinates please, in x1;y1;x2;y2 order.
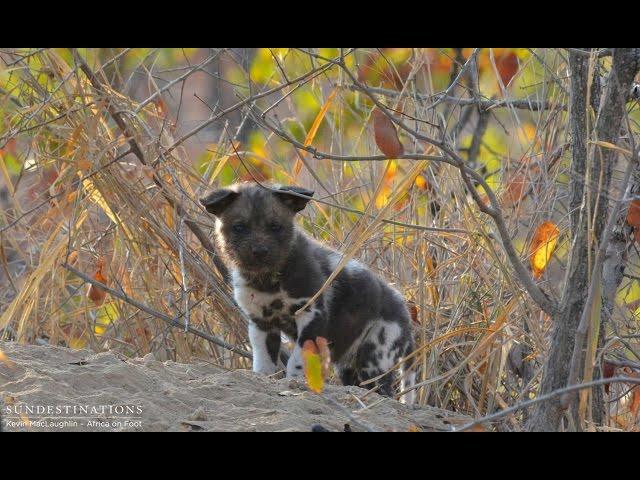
270;223;283;233
232;223;248;234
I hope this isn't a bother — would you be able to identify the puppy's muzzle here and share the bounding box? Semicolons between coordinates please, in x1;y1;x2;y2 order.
251;245;269;260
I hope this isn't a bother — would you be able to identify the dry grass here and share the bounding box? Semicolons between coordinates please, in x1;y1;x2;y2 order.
1;48;638;431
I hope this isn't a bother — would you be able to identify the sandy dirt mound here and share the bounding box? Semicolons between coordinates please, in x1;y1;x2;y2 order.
0;341;469;432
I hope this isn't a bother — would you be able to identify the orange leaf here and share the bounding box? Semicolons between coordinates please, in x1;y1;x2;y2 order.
383;160;398;182
634;227;640;245
631;388;640;415
0;349;15;369
78;158;91;172
465;424;487;432
414;175;429;191
291;159;303;179
304;89;336;149
372;108;404;159
530;221;560;279
67;250;78;265
87;257;107;305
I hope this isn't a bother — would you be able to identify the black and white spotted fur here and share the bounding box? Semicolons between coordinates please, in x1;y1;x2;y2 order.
200;182;416;404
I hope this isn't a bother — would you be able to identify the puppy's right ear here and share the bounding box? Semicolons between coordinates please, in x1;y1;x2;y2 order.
200;189;239;216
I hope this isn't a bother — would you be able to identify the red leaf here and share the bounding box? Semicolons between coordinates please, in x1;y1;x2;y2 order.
627;200;640;228
315;336;332;378
407;300;419;324
372;108;404;158
154;97;168;119
496;51;519;87
502;173;528;207
602;360;616;394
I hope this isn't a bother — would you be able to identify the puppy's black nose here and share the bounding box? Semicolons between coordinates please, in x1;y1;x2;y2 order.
252;245;269;259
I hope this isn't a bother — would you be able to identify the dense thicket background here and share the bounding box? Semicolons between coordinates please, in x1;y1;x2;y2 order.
1;48;639;431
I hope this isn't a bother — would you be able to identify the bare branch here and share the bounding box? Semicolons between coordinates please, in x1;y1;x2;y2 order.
334;57;558;317
457;376;640;432
339;84;565;112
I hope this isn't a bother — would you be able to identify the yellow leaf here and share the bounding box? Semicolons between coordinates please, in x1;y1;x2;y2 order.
375;184;392;209
530;221;560;279
517;123;538;147
294;88;337;178
82;178;120;225
65;124;83;157
249;48;277;85
415;175;428;191
69;336;87;350
0;154;15;196
208;142;239;185
95;301;118;336
302;340;324;393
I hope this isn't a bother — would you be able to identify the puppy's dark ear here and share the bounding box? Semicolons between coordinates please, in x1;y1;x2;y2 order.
200;189;239;216
274;186;315;213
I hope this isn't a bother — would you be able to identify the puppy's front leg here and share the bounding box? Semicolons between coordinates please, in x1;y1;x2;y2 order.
249;321;281;375
286;309;327;378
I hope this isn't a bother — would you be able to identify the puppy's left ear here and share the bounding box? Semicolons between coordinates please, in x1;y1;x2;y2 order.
274;186;315;213
199;188;239;216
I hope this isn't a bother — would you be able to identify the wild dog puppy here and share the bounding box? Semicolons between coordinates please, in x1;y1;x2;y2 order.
200;183;416;404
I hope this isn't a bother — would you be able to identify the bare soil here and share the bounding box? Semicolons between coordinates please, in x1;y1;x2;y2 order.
0;341;470;432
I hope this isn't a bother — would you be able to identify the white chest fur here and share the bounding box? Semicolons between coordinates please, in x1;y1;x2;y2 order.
232;269;318;378
230;270;312;321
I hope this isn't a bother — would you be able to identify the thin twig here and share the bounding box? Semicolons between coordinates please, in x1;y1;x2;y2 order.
338;85;565;112
62;263;252;359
